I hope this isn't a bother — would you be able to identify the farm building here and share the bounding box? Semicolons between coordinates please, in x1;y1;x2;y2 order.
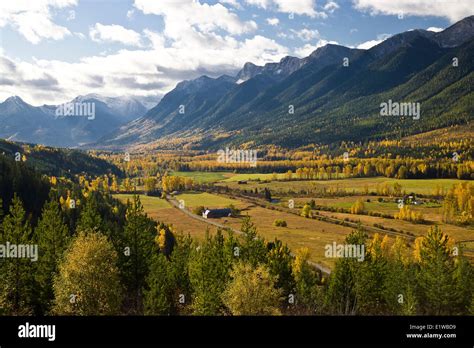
202;208;232;219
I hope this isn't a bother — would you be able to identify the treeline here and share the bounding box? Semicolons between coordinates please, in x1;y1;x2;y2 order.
1;190;472;315
180;158;473;180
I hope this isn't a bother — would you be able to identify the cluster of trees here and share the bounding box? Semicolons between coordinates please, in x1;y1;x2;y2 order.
325;227;473;315
161;175;195;193
442;182;473;225
395;206;424;223
181;158;472;180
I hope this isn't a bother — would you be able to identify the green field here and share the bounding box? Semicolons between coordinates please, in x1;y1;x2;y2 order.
217;177;469;195
171;171;232;183
174;192;244;208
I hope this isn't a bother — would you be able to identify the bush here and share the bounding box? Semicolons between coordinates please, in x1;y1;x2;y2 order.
273;219;287;227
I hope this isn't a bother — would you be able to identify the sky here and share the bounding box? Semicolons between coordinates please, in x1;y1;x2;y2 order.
0;0;472;106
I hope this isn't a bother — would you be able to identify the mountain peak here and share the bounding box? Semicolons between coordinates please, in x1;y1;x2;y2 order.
435;15;474;47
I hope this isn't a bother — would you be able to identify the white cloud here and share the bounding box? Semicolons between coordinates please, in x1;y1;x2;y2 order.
266;17;280;26
294;39;338;57
0;0;77;44
353;0;474;23
427;26;443;32
291;28;320;41
126;9;135;19
356;39;382;49
220;0;242;9
134;0;257;39
323;1;339;13
245;0;326;17
0;0;291;105
245;0;270;9
89;23;143;47
356;33;391;49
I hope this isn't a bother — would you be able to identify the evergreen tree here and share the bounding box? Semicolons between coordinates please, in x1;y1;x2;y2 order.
266;239;295;297
34;199;70;314
240;217;267;267
188;230;232;315
417;226;458;315
143;253;174;315
122;195;156;313
0;195;35;315
292;248;321;314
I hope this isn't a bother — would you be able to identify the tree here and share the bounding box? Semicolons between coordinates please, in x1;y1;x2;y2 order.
122;195;156;313
240;218;267;267
188;230;232;315
52;231;122;315
300;204;312;218
34;199;70;314
325;228;367;314
292;248;321;314
266;239;295;297
417;226;458;315
350;199;365;214
0;195;35;315
143;253;174;315
222;262;282;315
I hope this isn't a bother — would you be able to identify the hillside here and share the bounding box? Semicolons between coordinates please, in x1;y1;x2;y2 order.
94;16;474;151
0;139;123;178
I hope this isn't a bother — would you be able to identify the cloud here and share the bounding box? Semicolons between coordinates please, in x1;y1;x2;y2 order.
427;26;443;32
356;33;391;49
90;23;143;47
291;28;320;41
353;0;474;23
220;0;242;9
0;0;77;44
294;39;338;57
0;0;289;105
134;0;258;38
245;0;326;17
266;17;279;26
323;1;339;13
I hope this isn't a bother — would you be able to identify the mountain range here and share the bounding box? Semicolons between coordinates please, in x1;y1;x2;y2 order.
2;16;473;151
0;94;152;147
93;15;473;151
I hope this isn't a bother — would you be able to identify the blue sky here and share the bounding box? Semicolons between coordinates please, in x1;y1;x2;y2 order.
0;0;471;105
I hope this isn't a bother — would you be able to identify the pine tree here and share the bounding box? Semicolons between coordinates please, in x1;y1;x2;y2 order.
34;199;70;314
52;231;122;315
0;195;35;315
188;230;232;315
266;239;295;297
121;195;156;313
292;248;321;314
240;217;267;267
143;253;174;315
417;226;458;315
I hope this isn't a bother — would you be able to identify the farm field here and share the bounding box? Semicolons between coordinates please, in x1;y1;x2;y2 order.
171;171;233;183
114;194;220;239
174;192;245;208
216;177;469;195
